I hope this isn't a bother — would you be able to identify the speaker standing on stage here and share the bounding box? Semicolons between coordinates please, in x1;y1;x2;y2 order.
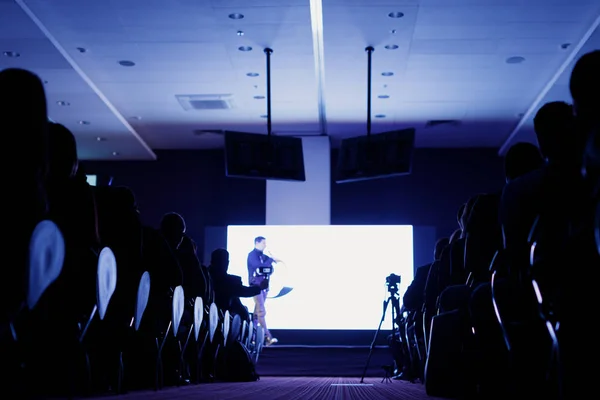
248;236;281;346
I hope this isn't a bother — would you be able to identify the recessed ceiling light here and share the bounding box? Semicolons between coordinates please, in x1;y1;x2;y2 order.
237;30;244;36
96;137;106;142
3;51;20;57
390;29;397;34
505;56;525;64
388;12;404;18
560;43;571;50
78;120;90;125
384;44;399;50
375;114;386;118
229;13;244;20
56;101;70;106
112;151;119;156
246;72;259;77
378;95;390;99
260;115;268;118
238;46;253;52
253;85;259;89
381;72;394;77
119;60;136;67
254;95;265;99
76;47;87;53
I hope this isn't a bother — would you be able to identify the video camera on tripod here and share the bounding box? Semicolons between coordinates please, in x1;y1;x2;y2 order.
385;273;401;294
361;272;403;383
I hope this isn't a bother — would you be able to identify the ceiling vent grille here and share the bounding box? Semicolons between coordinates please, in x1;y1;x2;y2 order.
425;120;461;128
176;94;235;111
193;129;225;136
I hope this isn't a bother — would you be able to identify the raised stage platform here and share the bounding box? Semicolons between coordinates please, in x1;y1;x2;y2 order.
256;345;394;378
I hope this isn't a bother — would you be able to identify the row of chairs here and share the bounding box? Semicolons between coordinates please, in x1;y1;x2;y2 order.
421;202;599;398
2;219;265;397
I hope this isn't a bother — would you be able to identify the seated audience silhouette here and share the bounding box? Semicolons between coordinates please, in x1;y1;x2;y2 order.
0;68;49;325
160;212;186;251
500;101;576;252
503;142;544;183
178;235;211;305
210;249;268;322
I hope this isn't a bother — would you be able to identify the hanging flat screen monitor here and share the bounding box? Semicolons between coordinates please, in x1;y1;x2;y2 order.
225;131;306;182
336;128;416;183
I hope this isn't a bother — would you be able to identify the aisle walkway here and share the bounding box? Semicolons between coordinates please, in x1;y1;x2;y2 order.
95;377;439;400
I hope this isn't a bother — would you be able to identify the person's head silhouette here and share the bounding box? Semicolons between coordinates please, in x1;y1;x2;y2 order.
0;68;48;177
504;142;544;182
434;237;449;260
533;101;575;165
570;50;600;131
48;122;78;181
160;212;186;250
210;248;229;275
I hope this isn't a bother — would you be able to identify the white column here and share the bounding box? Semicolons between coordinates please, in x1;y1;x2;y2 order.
266;136;330;225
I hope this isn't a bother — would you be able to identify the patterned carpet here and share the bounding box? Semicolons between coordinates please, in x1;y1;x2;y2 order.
95;377;439;400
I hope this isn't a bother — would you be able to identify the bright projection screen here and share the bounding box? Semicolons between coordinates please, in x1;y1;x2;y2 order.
226;225;414;330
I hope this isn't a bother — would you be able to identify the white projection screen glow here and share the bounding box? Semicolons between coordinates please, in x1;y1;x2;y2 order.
226;225;414;330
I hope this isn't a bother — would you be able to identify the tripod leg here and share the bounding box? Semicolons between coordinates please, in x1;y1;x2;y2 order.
360;298;391;383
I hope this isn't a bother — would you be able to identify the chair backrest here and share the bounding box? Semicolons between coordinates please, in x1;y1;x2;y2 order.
97;247;117;320
255;325;264;354
27;220;65;309
223;310;231;346
209;303;218;343
134;271;150;331
172;285;184;336
246;319;253;348
242;319;248;342
194;296;204;341
230;314;242;346
254;325;264;363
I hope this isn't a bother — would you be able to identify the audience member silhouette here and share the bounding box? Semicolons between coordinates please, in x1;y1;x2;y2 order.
504;142;544;183
464;194;502;285
160;212;186;251
210;249;268;321
561;49;600;399
46;123;98;315
404;238;449;313
177;235;211;304
0;69;49;325
500;101;575;251
570;50;600;135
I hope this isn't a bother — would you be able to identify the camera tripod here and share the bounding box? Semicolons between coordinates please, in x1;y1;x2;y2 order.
360;289;401;384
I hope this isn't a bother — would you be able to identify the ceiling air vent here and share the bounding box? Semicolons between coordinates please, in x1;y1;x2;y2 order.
193;129;225;136
176;94;235;111
425;120;461;128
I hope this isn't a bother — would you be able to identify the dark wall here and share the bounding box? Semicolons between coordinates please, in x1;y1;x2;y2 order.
84;150;266;258
331;148;506;239
84;148;505;260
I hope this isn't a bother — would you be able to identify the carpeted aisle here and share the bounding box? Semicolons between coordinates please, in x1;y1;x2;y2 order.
95;377;440;400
